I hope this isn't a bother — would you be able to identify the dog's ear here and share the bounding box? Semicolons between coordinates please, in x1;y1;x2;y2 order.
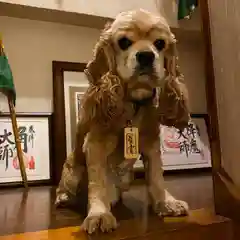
164;33;179;78
84;22;116;85
159;33;190;130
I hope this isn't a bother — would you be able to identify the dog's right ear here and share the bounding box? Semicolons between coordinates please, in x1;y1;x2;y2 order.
84;22;116;85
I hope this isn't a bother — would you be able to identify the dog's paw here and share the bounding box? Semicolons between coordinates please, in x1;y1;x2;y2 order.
82;211;117;234
158;199;189;217
55;193;70;207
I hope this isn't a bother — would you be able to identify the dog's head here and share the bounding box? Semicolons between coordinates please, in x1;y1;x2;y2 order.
85;9;177;102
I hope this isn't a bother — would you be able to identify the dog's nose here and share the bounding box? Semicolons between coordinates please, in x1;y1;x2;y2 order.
136;51;155;67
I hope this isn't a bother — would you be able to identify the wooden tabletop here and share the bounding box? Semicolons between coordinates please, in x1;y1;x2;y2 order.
0;209;231;240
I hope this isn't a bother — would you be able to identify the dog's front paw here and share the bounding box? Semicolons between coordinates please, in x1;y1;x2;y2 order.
55;193;70;207
82;211;117;234
158;199;189;217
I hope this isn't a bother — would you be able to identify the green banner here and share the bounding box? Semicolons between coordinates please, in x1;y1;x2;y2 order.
0;52;16;106
178;0;198;20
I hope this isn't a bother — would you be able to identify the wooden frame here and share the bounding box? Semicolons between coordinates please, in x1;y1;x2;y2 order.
200;1;221;174
52;61;86;185
0;114;52;187
198;1;240;219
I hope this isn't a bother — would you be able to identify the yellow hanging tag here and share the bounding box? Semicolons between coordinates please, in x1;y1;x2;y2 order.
124;126;139;159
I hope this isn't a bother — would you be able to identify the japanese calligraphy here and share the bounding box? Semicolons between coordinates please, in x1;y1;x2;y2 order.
0;145;13;170
0;129;14;145
177;122;201;157
127;134;135;154
28;125;36;148
124;127;139;159
0;125;36;170
179;140;190;157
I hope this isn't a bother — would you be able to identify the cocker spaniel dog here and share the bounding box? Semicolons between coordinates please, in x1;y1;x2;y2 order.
55;9;190;234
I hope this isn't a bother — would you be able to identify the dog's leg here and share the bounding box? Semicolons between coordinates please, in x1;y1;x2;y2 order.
55;153;85;207
56;119;89;207
82;133;118;234
143;139;189;216
108;145;133;195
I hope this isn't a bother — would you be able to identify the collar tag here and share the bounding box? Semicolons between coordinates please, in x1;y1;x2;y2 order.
124;125;139;160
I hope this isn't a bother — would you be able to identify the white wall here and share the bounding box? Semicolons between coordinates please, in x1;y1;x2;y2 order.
176;31;207;113
0;16;100;113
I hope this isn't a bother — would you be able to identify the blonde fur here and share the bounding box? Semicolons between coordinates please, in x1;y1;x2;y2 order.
56;9;190;234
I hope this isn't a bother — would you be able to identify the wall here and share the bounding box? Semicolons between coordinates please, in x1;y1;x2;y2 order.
176;30;207;113
0;16;100;113
0;15;206;114
208;0;240;186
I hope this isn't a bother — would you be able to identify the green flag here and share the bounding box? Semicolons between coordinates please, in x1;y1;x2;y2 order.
178;0;198;20
0;43;16;106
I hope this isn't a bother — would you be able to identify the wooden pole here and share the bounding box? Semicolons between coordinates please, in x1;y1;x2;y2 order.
8;96;28;189
0;37;27;188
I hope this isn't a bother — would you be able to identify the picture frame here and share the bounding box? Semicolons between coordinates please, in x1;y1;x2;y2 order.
134;113;211;171
0;114;52;186
52;61;87;185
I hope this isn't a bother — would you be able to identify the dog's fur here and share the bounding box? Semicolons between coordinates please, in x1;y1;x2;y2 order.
55;9;190;234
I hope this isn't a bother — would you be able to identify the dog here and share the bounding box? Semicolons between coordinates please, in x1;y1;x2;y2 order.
55;9;190;234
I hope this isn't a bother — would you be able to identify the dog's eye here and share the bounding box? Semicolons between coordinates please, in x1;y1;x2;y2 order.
118;37;133;50
154;39;165;51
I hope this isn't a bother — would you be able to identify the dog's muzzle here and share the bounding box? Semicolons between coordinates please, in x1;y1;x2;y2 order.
136;51;155;75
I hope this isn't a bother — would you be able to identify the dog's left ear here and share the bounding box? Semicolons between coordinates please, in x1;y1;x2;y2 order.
159;33;190;130
164;33;179;78
84;22;116;84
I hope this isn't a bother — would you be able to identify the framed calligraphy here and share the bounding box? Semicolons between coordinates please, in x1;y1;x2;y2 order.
0;114;52;186
134;114;211;171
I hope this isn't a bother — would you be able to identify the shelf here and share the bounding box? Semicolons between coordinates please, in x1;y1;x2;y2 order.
0;2;111;29
0;2;203;33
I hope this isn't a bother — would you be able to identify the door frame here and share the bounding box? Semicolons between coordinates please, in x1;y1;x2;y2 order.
200;0;240;219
